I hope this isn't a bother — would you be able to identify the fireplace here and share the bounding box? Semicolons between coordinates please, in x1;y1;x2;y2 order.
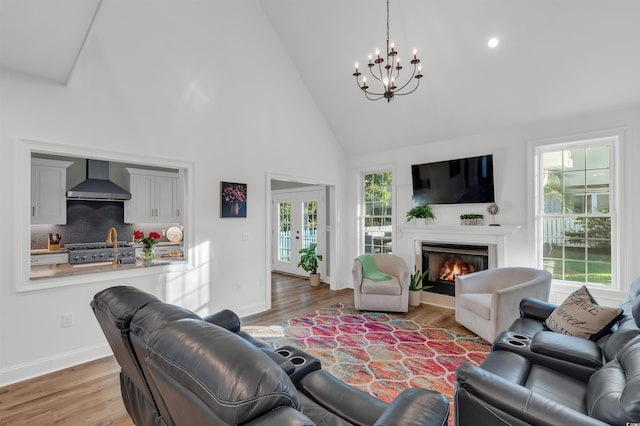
421;243;489;296
401;224;517;308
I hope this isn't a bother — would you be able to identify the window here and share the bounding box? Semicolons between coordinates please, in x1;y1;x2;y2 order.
536;137;616;286
362;171;393;254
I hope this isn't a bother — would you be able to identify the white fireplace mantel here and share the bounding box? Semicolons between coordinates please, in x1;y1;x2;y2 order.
398;224;521;268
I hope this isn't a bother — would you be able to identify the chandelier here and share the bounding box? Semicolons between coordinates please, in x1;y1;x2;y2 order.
352;0;422;102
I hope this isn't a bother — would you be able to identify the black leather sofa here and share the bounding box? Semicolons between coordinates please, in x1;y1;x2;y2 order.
454;278;640;425
91;286;450;426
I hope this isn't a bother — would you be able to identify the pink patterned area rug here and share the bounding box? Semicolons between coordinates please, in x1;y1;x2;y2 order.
247;303;491;423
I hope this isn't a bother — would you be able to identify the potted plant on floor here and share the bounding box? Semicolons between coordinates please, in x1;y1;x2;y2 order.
406;205;436;224
298;243;323;287
409;266;431;306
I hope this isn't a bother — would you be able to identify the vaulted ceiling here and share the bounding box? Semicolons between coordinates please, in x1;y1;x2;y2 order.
2;0;640;155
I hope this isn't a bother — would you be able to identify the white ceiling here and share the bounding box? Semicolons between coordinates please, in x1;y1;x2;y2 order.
0;0;101;85
2;0;640;155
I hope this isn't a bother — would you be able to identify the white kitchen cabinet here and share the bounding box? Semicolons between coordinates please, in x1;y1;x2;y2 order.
31;158;73;225
125;168;180;223
30;252;68;266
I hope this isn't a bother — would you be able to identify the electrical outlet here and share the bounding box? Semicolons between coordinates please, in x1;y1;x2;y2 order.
61;313;74;328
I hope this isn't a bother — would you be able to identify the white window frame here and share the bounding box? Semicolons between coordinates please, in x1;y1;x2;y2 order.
357;166;395;255
530;130;625;302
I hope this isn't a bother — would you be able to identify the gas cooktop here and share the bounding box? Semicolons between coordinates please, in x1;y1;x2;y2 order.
65;242;136;264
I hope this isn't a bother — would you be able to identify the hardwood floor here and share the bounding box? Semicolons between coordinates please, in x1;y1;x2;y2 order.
0;273;465;425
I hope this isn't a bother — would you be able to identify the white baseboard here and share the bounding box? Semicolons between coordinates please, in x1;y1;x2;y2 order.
422;292;455;309
0;343;112;387
235;301;268;318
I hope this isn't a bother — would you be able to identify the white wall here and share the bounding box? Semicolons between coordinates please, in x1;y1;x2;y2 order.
348;103;640;306
0;2;349;385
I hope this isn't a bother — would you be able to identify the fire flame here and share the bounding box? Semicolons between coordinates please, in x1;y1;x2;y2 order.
439;258;476;282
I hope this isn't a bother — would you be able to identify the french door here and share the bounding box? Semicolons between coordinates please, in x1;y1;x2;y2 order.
272;187;325;276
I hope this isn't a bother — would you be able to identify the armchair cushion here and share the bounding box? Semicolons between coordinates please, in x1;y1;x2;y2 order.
545;286;623;341
362;277;401;295
457;293;492;320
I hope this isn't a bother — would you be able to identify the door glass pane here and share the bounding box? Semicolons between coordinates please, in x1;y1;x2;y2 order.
302;201;317;249
278;202;291;262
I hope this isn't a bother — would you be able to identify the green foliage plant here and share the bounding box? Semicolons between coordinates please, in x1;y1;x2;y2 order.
409;266;433;291
406;205;435;222
298;243;323;274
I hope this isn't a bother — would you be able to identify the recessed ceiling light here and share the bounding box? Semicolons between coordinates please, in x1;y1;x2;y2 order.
488;37;500;49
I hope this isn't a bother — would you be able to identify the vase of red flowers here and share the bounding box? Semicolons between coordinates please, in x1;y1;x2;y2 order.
134;230;161;265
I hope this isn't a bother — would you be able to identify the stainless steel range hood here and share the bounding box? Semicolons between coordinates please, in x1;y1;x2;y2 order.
66;159;131;201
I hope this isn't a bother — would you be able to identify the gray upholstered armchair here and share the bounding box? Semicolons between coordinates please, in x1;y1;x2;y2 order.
455;267;552;342
353;253;410;313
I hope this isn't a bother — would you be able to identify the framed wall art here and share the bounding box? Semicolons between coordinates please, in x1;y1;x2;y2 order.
220;181;247;218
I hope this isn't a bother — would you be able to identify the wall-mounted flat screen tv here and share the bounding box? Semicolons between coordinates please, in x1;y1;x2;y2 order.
411;154;495;205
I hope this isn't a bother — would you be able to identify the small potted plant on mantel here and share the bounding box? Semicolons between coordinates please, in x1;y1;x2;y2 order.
460;213;484;226
406;205;436;225
298;243;323;287
409;266;432;307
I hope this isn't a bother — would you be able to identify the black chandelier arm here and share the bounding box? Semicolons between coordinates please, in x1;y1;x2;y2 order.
362;90;385;101
393;65;419;93
391;78;421;97
367;62;386;84
356;78;384;101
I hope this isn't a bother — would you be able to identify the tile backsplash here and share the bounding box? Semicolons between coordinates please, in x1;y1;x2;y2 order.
31;201;173;249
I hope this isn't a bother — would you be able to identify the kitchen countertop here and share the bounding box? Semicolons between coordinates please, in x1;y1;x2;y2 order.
30;256;186;280
31;248;68;255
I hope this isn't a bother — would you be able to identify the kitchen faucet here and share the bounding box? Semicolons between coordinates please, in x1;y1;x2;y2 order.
106;227;118;265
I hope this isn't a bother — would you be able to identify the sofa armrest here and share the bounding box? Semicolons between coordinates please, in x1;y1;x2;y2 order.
519;297;557;321
298;370;387;425
455;364;609;426
352;260;364;290
203;309;241;332
241;406;314;426
374;388;449;426
530;331;603;368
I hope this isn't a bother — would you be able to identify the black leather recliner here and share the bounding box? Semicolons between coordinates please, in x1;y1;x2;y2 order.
454;277;640;425
90;286;295;425
455;335;640;425
92;286;450;426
